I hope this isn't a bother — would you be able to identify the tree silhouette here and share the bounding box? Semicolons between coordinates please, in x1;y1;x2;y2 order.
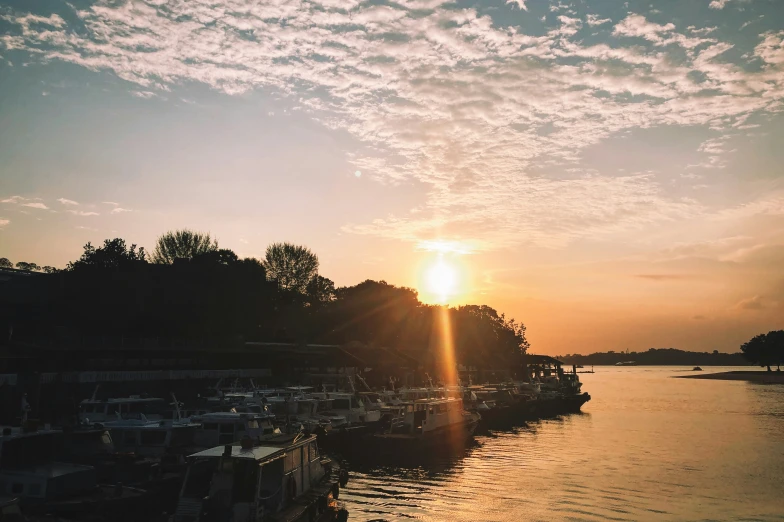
151;229;218;264
264;242;319;293
0;258;12;269
307;275;336;306
741;331;784;371
67;238;147;271
15;261;40;272
41;266;59;274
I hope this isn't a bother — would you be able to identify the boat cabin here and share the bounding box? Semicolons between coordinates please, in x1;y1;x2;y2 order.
390;397;466;435
307;392;381;424
0;428;98;503
174;435;333;522
190;413;279;448
79;396;167;423
101;419;200;466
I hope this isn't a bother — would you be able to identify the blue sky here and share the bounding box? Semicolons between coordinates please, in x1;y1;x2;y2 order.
1;0;783;353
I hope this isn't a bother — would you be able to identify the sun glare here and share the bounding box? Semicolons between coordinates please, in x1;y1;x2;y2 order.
425;256;457;303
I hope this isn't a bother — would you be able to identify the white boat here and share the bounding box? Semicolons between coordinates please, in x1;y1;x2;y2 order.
189;412;280;448
306;392;381;425
374;397;480;448
79;395;168;423
99;416;200;467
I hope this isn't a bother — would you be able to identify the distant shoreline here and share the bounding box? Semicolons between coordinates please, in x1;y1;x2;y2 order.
676;371;784;383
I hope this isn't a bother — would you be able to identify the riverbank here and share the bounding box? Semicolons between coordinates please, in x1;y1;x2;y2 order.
676;371;784;383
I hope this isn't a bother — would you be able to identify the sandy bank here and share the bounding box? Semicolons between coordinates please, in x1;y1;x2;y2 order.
676;371;784;383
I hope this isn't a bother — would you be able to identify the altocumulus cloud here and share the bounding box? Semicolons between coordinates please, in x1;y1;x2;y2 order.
2;1;783;248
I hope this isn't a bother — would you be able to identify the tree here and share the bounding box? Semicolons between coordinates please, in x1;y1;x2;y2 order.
41;266;59;274
263;242;319;293
151;229;218;264
15;261;40;272
306;275;336;306
741;331;784;371
0;258;12;269
67;238;147;271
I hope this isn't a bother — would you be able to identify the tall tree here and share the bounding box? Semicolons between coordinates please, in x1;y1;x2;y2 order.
151;229;218;264
741;331;784;371
15;261;40;272
41;266;59;274
263;242;319;293
0;258;12;268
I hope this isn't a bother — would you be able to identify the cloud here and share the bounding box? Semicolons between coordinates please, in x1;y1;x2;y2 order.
102;201;120;206
635;274;687;281
75;225;98;231
736;295;765;310
21;202;48;210
67;210;99;216
506;0;528;11
709;0;730;9
1;196;25;204
111;207;132;214
57;198;79;205
586;14;611;27
2;3;783;250
0;218;9;227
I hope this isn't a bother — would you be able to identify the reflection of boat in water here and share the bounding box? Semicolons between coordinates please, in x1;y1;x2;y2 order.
615;361;638;366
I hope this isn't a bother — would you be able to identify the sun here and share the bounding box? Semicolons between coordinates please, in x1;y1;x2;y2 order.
425;256;457;303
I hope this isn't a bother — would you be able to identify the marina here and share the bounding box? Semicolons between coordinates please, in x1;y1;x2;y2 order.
0;354;590;521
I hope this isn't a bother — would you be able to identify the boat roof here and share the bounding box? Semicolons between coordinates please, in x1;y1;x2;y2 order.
81;397;165;404
193;412;272;421
0;427;62;440
406;397;462;405
102;420;200;429
189;434;315;462
190;445;284;461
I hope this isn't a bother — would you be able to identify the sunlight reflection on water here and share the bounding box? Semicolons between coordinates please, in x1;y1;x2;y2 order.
339;367;784;521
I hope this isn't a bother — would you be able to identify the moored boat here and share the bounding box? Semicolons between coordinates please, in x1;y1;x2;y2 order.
173;434;347;522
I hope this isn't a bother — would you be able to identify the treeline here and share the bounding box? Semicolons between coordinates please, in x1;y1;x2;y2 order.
1;230;529;371
557;348;748;366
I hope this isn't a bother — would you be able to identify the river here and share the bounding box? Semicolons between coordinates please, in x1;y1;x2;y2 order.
338;366;784;521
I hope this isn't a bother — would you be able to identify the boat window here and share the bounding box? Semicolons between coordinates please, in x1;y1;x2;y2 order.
247;420;259;429
10;483;23;495
102;432;113;445
106;403;119;415
171;427;194;447
202;423;218;431
141;430;168;445
332;399;351;410
285;448;301;471
28;483;41;496
220;423;236;434
124;431;139;446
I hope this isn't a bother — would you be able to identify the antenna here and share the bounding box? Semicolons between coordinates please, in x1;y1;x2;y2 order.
171;393;182;422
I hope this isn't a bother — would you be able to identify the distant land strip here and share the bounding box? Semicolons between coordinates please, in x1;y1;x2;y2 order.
676;371;784;384
558;348;746;366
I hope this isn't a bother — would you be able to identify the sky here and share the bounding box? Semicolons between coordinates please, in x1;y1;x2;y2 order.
1;0;783;355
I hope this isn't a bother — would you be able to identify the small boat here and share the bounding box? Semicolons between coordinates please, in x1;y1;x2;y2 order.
79;394;168;423
692;367;703;371
372;397;480;450
189;411;280;448
0;425;147;520
615;361;638;366
173;434;347;522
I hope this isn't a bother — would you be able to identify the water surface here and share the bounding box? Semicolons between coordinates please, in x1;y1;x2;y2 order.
339;367;784;521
